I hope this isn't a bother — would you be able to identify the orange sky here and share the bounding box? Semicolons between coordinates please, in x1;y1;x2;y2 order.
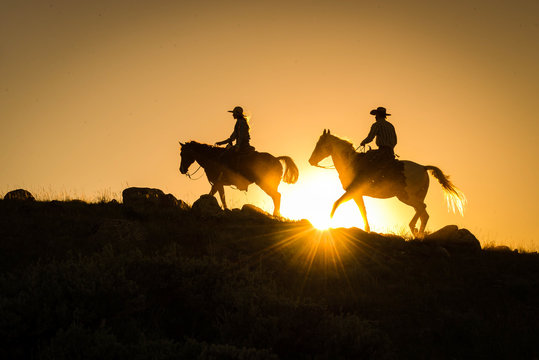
1;0;538;249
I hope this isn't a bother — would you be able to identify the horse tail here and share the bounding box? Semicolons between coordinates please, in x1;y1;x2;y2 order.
277;156;299;184
425;165;467;215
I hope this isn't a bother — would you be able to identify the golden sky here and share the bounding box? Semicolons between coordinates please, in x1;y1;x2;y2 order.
1;0;538;249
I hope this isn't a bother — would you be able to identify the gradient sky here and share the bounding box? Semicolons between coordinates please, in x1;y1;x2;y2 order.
2;0;538;249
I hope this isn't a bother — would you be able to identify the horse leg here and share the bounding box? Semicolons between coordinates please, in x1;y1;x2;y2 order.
217;186;227;210
265;188;281;217
398;163;430;237
272;191;281;217
257;179;281;217
330;190;353;218
209;184;227;209
353;195;370;233
404;202;427;237
408;211;419;236
418;206;429;236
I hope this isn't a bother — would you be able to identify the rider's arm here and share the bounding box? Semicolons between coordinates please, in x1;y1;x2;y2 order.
216;133;234;146
215;138;231;146
216;125;238;146
360;123;378;146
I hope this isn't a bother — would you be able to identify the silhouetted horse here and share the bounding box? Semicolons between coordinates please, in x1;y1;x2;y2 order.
179;141;299;216
308;130;466;235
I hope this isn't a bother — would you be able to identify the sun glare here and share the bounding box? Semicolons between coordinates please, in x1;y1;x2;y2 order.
279;171;359;230
279;170;406;233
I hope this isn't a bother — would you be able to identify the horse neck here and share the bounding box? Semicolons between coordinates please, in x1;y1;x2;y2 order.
329;136;356;172
328;136;357;187
188;142;217;167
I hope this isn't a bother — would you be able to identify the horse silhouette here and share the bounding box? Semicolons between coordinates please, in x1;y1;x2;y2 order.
308;129;466;235
179;141;299;216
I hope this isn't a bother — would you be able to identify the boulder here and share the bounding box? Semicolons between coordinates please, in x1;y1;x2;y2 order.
4;189;35;201
123;187;164;206
122;187;188;210
424;225;481;255
426;225;459;240
486;245;513;253
162;193;190;210
192;194;222;216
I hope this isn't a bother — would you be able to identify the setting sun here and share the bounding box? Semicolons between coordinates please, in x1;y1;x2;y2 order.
279;169;402;233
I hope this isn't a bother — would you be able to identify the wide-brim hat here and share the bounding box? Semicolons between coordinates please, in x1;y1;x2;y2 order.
370;106;391;116
228;106;244;115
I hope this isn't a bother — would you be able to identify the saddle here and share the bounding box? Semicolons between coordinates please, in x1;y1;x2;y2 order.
353;150;405;188
220;146;257;190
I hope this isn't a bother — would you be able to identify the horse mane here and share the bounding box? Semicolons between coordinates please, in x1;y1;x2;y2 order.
184;141;224;156
328;134;357;155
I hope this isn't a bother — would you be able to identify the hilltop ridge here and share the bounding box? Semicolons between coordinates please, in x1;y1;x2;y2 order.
1;194;538;359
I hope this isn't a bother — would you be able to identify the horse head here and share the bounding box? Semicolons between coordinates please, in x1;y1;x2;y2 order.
308;129;333;166
179;141;196;174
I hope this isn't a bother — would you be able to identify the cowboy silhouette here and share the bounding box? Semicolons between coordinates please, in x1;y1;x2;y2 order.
214;106;255;189
357;106;399;183
215;106;253;152
360;106;397;158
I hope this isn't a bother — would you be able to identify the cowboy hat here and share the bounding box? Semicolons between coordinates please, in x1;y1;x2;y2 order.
370;106;391;116
228;106;244;115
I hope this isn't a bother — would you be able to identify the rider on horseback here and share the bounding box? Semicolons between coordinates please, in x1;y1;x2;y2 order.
215;106;253;152
215;106;255;190
358;106;399;184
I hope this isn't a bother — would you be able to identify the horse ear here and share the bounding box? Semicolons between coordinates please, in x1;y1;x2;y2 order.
179;141;184;146
323;129;327;134
328;129;331;134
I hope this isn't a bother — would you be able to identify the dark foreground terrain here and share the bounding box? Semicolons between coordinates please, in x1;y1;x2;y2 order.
1;198;538;359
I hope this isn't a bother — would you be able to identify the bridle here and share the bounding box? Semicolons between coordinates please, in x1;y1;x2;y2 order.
312;144;366;170
184;164;204;180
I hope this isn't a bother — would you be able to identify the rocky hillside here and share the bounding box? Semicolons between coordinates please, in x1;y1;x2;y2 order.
1;188;538;359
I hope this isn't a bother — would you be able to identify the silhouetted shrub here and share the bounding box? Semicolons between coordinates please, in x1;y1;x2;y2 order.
0;200;538;359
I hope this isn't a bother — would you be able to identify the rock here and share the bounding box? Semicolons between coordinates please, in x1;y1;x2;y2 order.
335;227;369;242
424;225;481;255
191;194;222;216
487;245;512;253
426;225;459;241
4;189;35;201
122;187;188;210
225;204;274;222
163;193;190;210
241;204;272;219
123;187;164;207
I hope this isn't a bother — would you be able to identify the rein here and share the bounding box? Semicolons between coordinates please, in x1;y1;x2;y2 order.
314;163;335;170
185;165;204;180
314;142;365;170
355;145;367;152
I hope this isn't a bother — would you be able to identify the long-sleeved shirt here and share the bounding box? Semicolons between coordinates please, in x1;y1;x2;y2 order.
362;120;397;149
224;117;251;149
